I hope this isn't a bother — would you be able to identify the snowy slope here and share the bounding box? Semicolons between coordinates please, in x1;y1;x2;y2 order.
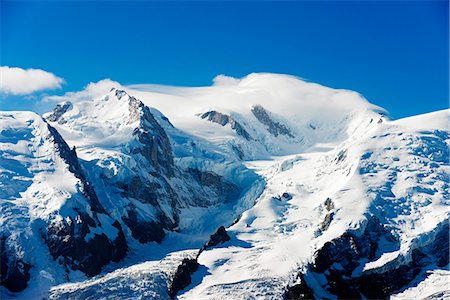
44;88;260;244
128;73;385;159
0;112;127;297
1;73;448;299
49;250;198;300
179;109;449;299
47;74;384;160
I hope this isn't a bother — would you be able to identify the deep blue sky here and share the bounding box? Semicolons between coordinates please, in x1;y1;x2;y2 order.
1;0;448;118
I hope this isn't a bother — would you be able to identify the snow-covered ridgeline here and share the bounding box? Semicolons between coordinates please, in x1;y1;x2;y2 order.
1;73;448;299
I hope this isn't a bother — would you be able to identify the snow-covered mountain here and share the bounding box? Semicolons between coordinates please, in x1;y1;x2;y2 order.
1;73;448;299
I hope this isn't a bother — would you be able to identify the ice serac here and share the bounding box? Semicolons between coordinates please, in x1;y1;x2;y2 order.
0;112;127;293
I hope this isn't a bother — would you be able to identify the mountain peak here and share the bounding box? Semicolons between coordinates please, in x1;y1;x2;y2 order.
2;75;448;299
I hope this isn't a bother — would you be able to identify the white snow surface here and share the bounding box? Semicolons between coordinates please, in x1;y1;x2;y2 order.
47;73;384;159
0;111;118;299
2;73;449;299
391;267;450;299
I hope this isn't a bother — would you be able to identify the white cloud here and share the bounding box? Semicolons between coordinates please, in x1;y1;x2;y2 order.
0;66;64;95
43;79;121;103
213;74;241;86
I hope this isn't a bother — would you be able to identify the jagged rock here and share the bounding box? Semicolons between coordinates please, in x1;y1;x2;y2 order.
284;275;314;300
357;221;449;299
168;258;199;297
47;124;106;214
282;192;292;200
319;198;336;233
313;232;361;275
45;101;72;123
45;212;128;277
42;123;128;277
324;198;334;211
231;143;245;159
327;268;361;299
1;236;31;292
131;99;175;176
111;221;128;261
306;217;448;299
200;111;252;141
336;149;347;163
319;211;334;232
202;226;231;251
272;196;282;201
251;105;294;138
122;209;168;244
188;168;241;203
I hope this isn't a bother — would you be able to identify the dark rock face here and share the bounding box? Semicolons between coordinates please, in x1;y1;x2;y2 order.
282;192;292;200
129;95;175;177
200;111;252;141
1;236;31;292
284;275;314;300
47;124;106;214
92;91;180;245
335;149;347;163
111;221;128;261
313;216;391;275
319;198;335;234
188;168;241;203
324;198;334;211
319;211;334;233
294;216;449;299
202;226;231;251
251;105;294;138
45;212;128;277
167;226;231;297
168;258;199;297
117;175;178;243
357;221;449;299
231;143;245;159
45;101;72;123
44;121;128;278
122;209;168;244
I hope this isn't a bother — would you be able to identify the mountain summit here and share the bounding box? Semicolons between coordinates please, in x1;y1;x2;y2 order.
1;74;448;299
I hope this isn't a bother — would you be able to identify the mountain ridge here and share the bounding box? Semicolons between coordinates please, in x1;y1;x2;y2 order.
1;73;448;299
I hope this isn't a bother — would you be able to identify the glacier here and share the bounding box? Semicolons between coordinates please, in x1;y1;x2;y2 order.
0;73;448;299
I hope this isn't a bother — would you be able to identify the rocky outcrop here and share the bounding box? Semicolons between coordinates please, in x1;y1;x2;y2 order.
45;101;72;123
251;105;294;138
128;93;175;177
288;216;449;299
284;275;314;300
45;213;128;276
42;123;127;280
188;168;241;203
47;124;106;214
1;236;31;292
122;209;171;244
168;258;199;297
319;198;335;233
43;123;128;276
201;226;231;252
168;226;231;297
200;111;252;141
357;220;449;299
